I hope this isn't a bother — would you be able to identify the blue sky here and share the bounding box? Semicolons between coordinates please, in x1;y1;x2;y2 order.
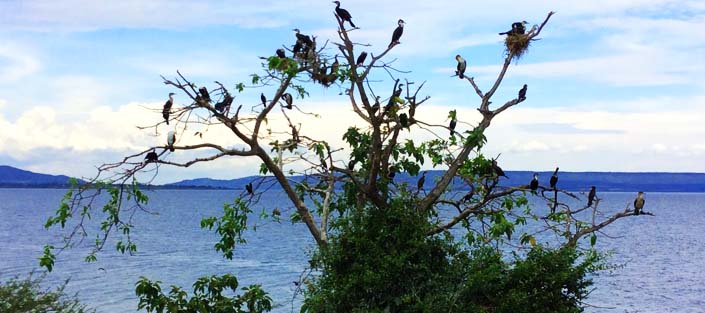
1;0;704;183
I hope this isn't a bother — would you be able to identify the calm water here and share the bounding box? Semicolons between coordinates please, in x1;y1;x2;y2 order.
1;189;704;312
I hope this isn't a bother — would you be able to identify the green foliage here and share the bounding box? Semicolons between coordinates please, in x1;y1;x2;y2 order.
201;198;252;259
135;275;272;313
0;274;93;313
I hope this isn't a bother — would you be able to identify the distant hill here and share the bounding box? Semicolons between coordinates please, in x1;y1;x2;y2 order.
0;165;78;188
1;165;704;192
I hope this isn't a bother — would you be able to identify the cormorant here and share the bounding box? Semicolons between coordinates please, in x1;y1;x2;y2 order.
417;171;426;191
455;55;467;79
347;159;356;171
282;93;293;109
389;19;405;48
633;191;645;215
399;113;409;128
333;1;356;28
260;93;267;106
276;48;286;58
491;159;508;178
385;84;403;113
387;165;397;180
550;167;559;189
293;40;303;55
518;84;527;102
529;173;539;193
162;93;174;125
293;29;313;47
245;183;253;195
214;92;233;113
330;55;339;75
167;131;176;152
356;51;368;66
144;149;158;164
587;186;596;207
449;118;457;136
198;87;211;103
499;21;528;35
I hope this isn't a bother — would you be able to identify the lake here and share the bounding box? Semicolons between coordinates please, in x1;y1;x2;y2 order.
1;189;704;312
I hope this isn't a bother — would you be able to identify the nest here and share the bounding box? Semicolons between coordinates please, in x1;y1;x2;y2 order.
504;34;531;59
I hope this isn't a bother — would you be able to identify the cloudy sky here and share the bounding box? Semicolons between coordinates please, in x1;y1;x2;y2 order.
1;0;704;183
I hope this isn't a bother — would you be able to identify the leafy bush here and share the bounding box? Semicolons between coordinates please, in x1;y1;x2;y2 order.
0;273;92;313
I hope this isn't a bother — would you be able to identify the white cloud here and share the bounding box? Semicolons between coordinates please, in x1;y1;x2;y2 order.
0;44;41;82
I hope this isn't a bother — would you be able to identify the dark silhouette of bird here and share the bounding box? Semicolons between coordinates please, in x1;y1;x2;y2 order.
162;93;174;125
550;167;559;189
198;87;211;103
455;55;467;79
293;40;302;55
260;93;267;106
330;55;339;75
144;150;158;164
389;19;405;48
385;84;403;113
333;1;356;28
399;113;409;129
282;93;293;109
518;84;527;102
491;159;508;178
371;96;380;114
449;118;457;136
245;183;253;195
293;29;313;47
214;92;233;113
499;21;528;35
529;173;539;194
347;159;356;171
387;165;397;180
417;171;426;191
634;191;645;215
587;186;596;207
356;51;368;66
276;48;286;58
166;131;176;152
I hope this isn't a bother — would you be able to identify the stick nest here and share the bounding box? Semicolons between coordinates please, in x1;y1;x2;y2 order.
504;34;531;59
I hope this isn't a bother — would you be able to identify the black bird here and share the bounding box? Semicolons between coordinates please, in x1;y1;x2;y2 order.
449;118;457;136
347;159;356;171
356;51;368;66
144;150;158;164
166;131;176;152
499;21;528;35
293;29;313;47
245;183;253;195
276;48;286;58
417;171;426;191
333;1;356;28
293;40;303;55
491;159;508;178
389;19;405;48
399;113;409;128
518;84;527;102
550;167;559;189
198;87;211;103
330;55;339;75
385;84;403;113
387;165;397;180
282;93;293;109
634;191;645;215
214;92;233;113
529;173;539;194
455;55;467;79
587;186;596;207
371;96;380;113
260;93;267;106
162;93;174;125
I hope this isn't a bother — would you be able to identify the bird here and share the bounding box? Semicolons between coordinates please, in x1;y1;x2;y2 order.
166;131;176;152
633;191;645;215
330;55;339;75
387;166;397;180
449;118;457;136
260;93;267;106
276;48;286;58
455;55;467;79
499;21;528;36
198;87;211;103
144;150;158;164
491;159;508;178
282;93;293;109
347;159;356;171
371;96;380;114
587;186;596;207
461;189;475;202
162;93;174;125
550;167;559;189
529;173;539;194
245;183;253;195
417;171;426;191
333;1;356;28
293;29;313;47
399;113;409;129
518;84;527;102
214;92;233;113
385;84;403;113
356;51;368;66
389;19;405;48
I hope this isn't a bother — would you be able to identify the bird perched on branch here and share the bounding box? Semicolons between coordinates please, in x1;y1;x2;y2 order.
162;93;174;125
282;93;293;109
518;84;527;102
276;48;286;58
245;183;254;195
214;92;233;113
529;173;539;194
399;113;409;129
198;87;211;103
455;55;467;79
356;51;368;66
417;171;426;191
550;167;559;189
333;1;356;28
166;131;176;152
491;159;508;179
144;149;158;164
384;84;403;114
499;21;528;35
634;191;645;215
260;93;267;106
389;19;405;48
587;186;596;207
371;96;380;114
449;118;457;136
